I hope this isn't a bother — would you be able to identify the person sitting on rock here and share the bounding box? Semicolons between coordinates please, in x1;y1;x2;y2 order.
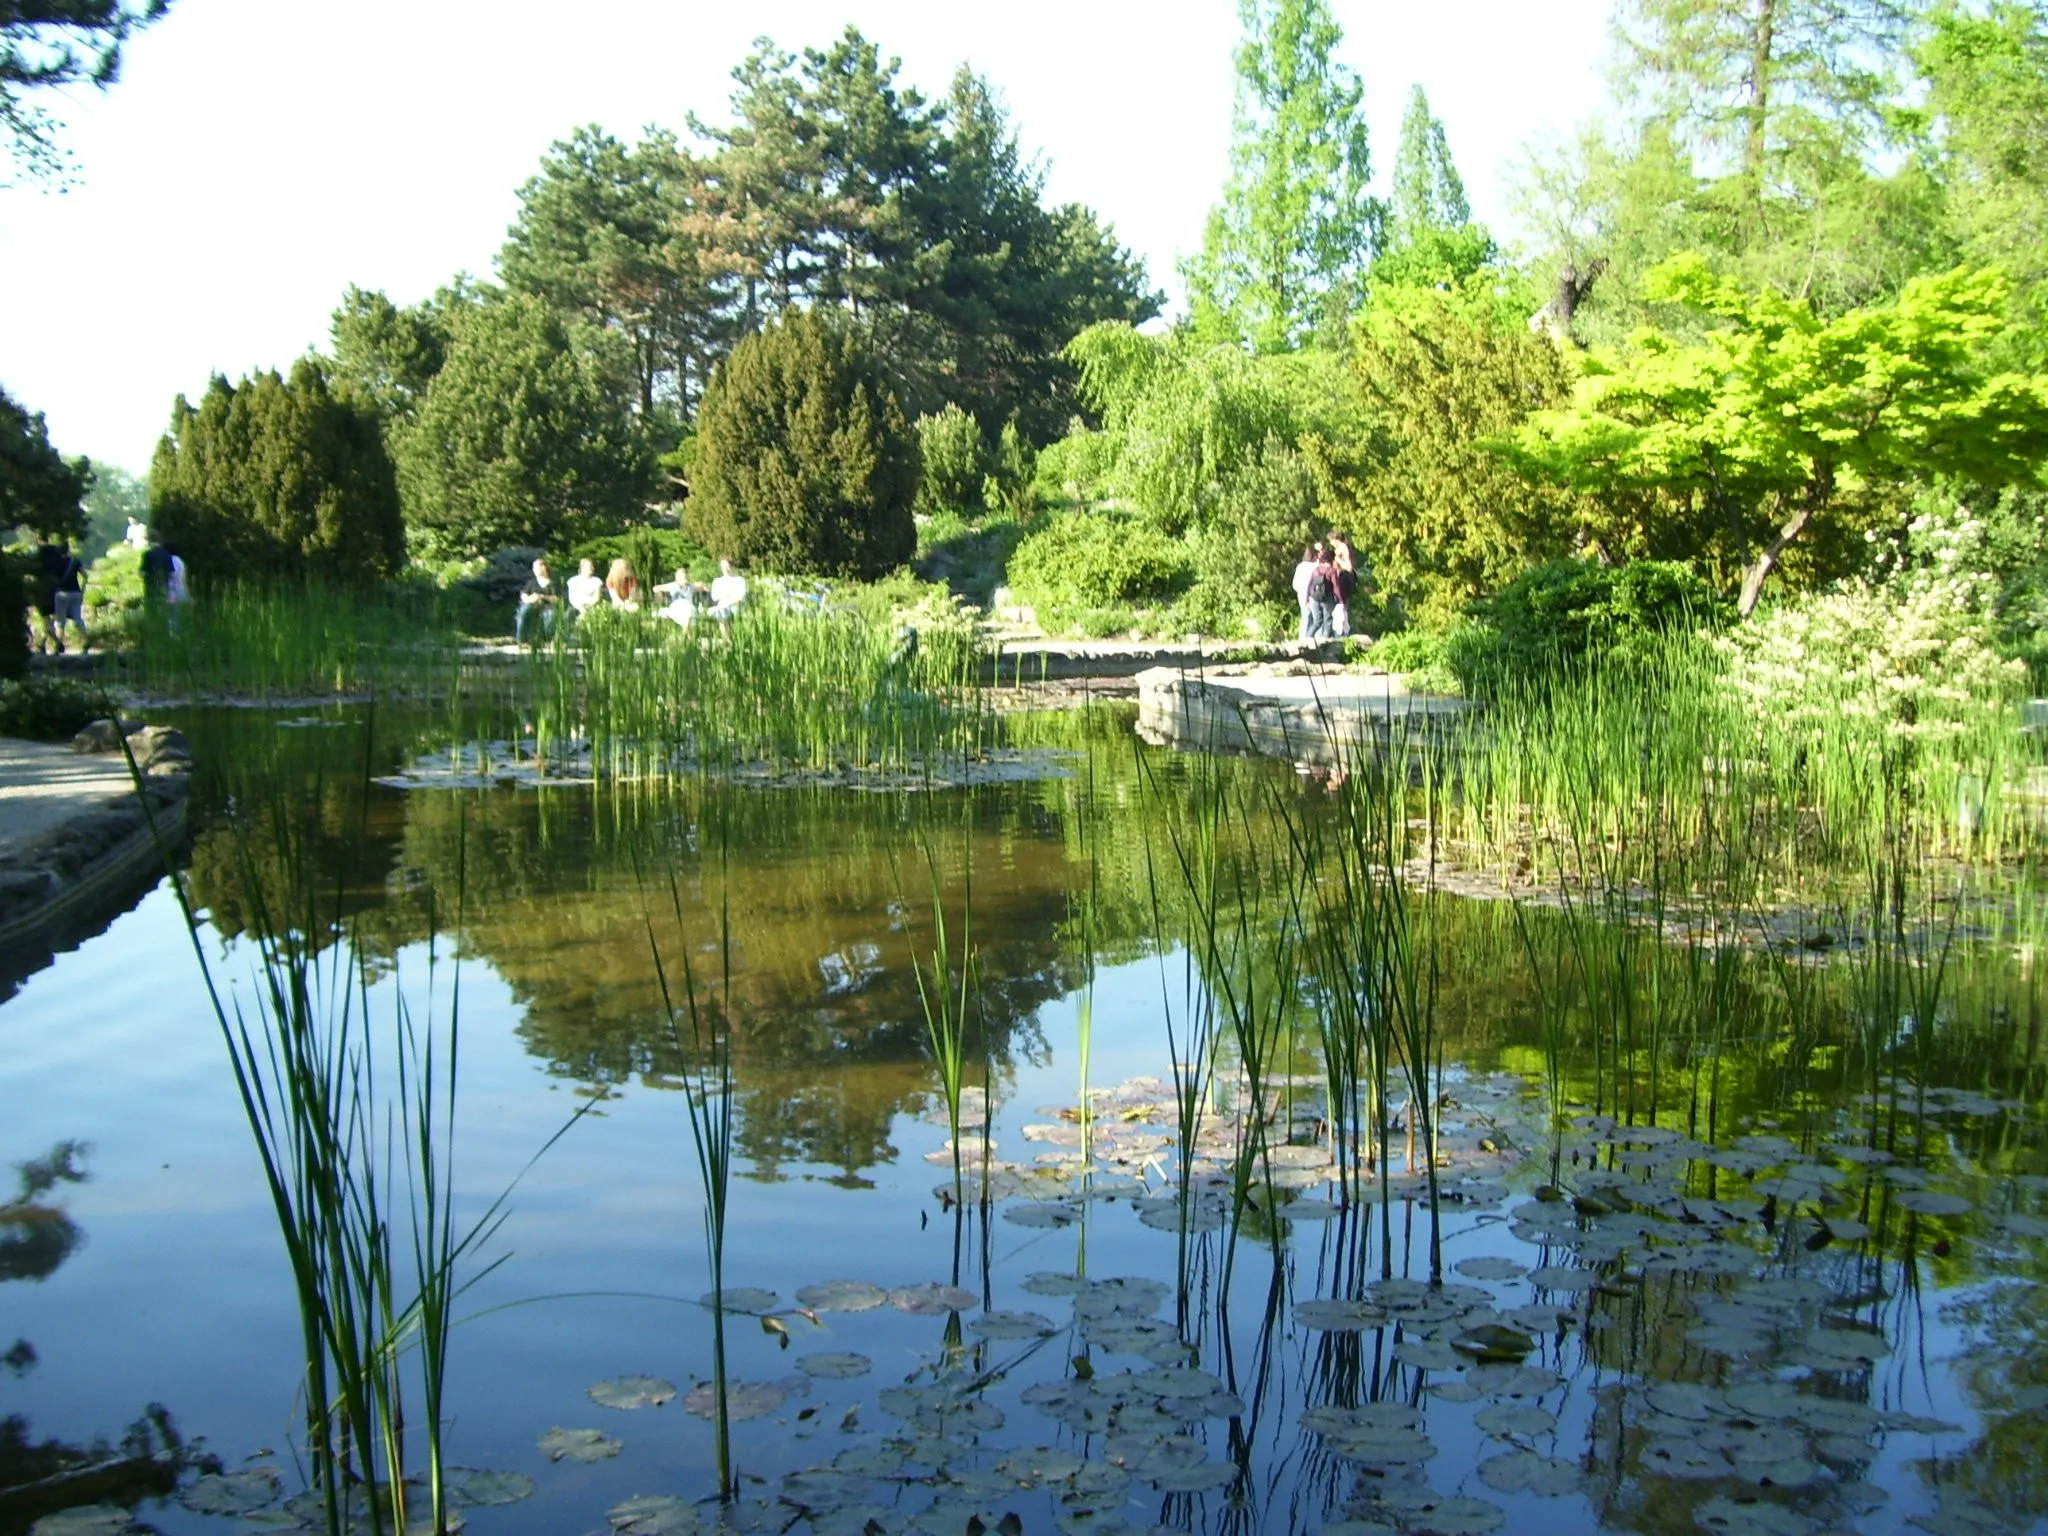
652;565;703;629
566;558;605;617
515;557;559;644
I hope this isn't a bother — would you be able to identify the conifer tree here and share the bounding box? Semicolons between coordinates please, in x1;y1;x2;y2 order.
1;383;89;537
1378;85;1496;288
149;360;404;583
687;310;918;579
1183;0;1381;352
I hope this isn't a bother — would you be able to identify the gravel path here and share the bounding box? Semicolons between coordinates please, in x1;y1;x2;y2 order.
0;738;140;854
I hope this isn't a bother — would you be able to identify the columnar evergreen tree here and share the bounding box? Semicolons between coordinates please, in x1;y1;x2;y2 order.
1376;85;1496;289
687;310;918;579
1183;0;1381;352
1;383;89;537
391;293;652;560
149;360;404;583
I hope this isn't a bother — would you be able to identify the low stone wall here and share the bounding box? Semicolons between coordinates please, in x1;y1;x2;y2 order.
1134;666;1475;766
0;724;192;956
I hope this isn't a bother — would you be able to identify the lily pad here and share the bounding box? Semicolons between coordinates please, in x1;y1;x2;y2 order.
797;1352;872;1380
684;1380;787;1421
1454;1256;1529;1282
538;1427;621;1463
30;1508;137;1536
1893;1189;1972;1217
888;1282;976;1315
442;1469;534;1508
971;1309;1057;1339
1452;1325;1535;1363
588;1374;677;1410
1474;1403;1557;1438
181;1469;284;1516
701;1286;779;1315
1477;1450;1582;1496
608;1494;704;1536
1003;1201;1082;1228
795;1279;888;1313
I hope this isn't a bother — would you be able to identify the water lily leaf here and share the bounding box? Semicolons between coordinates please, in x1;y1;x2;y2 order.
1527;1266;1600;1292
684;1380;786;1421
1454;1257;1529;1282
1002;1202;1081;1228
1894;1190;1971;1217
1645;1382;1724;1420
1694;1495;1821;1536
30;1508;137;1536
1373;1487;1505;1535
1452;1325;1535;1363
608;1494;704;1535
889;1282;977;1315
971;1310;1057;1340
1642;1439;1726;1478
701;1286;778;1314
1736;1457;1821;1488
1294;1298;1387;1332
181;1469;283;1516
441;1470;534;1508
1796;1327;1890;1365
1477;1451;1581;1496
797;1352;871;1380
993;1446;1086;1484
1021;1272;1089;1296
588;1374;676;1410
1474;1403;1556;1438
780;1471;877;1512
795;1279;888;1313
537;1427;620;1463
1393;1338;1463;1371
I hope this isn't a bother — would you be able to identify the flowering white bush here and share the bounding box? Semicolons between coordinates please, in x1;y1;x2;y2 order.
1717;507;2026;744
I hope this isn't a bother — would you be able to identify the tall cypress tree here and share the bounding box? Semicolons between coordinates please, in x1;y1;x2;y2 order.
1377;86;1495;288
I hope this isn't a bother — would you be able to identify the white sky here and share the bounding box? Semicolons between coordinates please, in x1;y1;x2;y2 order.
0;0;1616;473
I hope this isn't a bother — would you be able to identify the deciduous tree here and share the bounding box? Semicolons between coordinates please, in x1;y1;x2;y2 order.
1;384;89;538
1183;0;1381;352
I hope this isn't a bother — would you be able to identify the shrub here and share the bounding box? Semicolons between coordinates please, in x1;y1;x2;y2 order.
1007;512;1192;633
1451;558;1726;697
687;310;919;580
1031;429;1119;507
568;528;712;588
0;676;115;740
1188;434;1321;634
915;405;989;515
150;359;405;584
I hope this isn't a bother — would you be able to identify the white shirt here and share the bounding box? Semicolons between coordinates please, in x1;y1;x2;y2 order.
566;573;605;612
709;573;748;609
166;554;188;603
124;522;150;550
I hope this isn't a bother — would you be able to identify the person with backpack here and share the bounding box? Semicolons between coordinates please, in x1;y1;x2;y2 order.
1304;544;1340;640
1292;542;1324;640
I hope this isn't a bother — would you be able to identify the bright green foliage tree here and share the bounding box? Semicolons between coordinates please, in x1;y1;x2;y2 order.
1502;254;2048;615
2;0;170;180
1184;0;1380;352
1324;277;1583;624
391;294;651;561
1;383;89;537
1376;85;1496;290
149;360;404;583
1064;321;1351;533
687;310;919;578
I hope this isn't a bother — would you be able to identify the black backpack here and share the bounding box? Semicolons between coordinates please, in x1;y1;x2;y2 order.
1308;566;1336;604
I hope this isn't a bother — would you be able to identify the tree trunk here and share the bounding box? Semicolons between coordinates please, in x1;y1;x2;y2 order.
1742;0;1779;246
1736;470;1829;617
1529;259;1609;345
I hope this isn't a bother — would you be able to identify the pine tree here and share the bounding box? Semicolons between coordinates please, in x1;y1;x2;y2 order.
687;310;918;579
1378;85;1495;288
1183;0;1381;352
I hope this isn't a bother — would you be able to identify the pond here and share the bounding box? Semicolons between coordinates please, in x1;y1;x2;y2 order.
3;701;2045;1536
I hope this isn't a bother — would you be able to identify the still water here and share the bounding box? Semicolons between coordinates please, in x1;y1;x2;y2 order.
2;705;2044;1536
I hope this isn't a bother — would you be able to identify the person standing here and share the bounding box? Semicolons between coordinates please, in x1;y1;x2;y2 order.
515;557;559;643
1304;544;1339;640
1291;543;1323;641
29;534;66;654
123;516;150;551
140;529;176;610
50;539;87;653
1329;534;1357;639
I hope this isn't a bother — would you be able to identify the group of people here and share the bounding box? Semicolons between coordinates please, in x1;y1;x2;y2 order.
515;555;750;642
1291;535;1359;641
23;523;187;656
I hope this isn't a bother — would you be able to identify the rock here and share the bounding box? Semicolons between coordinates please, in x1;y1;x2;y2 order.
125;726;192;775
0;867;60;921
71;719;125;754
